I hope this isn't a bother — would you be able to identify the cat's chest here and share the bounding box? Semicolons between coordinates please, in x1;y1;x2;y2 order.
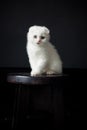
29;47;47;58
30;50;41;57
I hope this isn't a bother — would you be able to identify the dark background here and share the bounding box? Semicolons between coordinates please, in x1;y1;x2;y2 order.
0;1;87;68
0;1;86;128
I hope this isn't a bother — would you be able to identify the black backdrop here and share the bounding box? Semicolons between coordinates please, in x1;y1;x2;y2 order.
0;1;87;68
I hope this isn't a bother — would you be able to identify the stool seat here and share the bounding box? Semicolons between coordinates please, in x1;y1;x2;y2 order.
7;72;68;129
7;73;67;85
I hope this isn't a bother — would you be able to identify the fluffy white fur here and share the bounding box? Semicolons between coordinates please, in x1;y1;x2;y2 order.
26;25;63;76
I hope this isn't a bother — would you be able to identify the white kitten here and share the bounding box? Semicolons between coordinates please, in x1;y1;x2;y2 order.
26;25;63;76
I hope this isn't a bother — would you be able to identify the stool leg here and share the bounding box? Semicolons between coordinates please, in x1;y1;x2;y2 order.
11;85;21;129
53;87;64;129
50;85;64;129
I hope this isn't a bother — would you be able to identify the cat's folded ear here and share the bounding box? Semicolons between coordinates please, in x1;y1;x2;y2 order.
28;26;34;33
27;26;33;39
43;26;50;34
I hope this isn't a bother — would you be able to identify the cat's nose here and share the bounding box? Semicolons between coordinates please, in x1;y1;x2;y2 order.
37;39;41;44
38;39;41;43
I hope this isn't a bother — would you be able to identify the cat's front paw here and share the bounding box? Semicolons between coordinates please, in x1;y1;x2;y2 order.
30;71;41;77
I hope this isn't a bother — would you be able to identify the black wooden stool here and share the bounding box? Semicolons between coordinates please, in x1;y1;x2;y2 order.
7;73;67;129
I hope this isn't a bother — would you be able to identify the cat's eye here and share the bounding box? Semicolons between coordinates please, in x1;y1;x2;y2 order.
34;35;37;38
40;36;45;39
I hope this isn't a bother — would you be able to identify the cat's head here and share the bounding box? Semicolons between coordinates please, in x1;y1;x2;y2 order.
27;25;50;46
